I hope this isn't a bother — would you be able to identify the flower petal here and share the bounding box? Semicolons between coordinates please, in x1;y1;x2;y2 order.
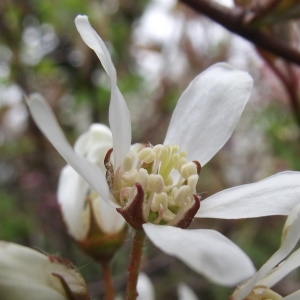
163;63;253;166
75;15;131;167
137;273;155;300
96;195;125;234
196;171;300;219
143;224;255;286
74;123;112;158
0;242;87;299
259;247;300;288
57;165;90;241
283;290;300;300
26;93;109;201
178;283;198;300
232;204;300;300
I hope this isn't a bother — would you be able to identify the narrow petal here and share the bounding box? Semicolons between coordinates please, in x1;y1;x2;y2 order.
259;248;300;288
143;224;255;286
164;63;253;166
178;283;199;300
137;273;155;300
232;204;300;300
196;171;300;219
26;94;110;201
57;166;90;240
75;15;131;167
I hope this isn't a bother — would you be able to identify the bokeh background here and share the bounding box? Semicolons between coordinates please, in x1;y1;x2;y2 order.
1;0;300;299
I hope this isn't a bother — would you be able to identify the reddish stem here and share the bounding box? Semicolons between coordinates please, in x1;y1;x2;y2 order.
101;262;115;300
126;229;146;300
260;51;300;129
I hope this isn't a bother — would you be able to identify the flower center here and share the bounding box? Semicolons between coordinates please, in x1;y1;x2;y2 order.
105;144;201;227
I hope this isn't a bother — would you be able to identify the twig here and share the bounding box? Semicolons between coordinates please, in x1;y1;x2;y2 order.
179;0;300;66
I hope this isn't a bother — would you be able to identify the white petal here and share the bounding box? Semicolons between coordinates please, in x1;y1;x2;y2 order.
58;124;124;238
283;290;300;300
196;171;300;219
137;273;155;300
94;196;125;234
57;166;89;240
26;94;110;201
0;242;87;299
178;283;198;300
75;15;131;168
164;63;253;166
232;204;300;300
74;123;112;158
259;248;300;288
143;224;255;286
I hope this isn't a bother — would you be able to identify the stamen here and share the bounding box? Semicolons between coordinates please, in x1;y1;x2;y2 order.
106;143;200;228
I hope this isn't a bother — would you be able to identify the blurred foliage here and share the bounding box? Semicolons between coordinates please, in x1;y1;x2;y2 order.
0;0;300;299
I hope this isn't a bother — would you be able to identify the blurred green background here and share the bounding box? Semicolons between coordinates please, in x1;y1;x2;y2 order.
0;0;300;299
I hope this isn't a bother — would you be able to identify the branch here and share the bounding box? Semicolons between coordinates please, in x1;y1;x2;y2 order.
179;0;300;66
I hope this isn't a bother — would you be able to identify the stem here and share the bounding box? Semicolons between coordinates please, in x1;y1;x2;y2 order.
101;262;115;300
126;229;146;300
259;51;300;130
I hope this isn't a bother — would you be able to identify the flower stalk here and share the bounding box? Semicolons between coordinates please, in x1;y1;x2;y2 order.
126;229;146;300
101;262;115;300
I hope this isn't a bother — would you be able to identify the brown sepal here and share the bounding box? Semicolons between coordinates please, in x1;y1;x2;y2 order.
52;273;90;300
117;183;146;230
175;194;201;229
104;148;114;190
193;160;202;175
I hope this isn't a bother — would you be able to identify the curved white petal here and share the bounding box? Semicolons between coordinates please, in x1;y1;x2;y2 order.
143;224;255;286
178;283;199;300
58;123;124;239
196;171;300;219
0;242;87;299
137;273;155;300
164;63;253;166
26;94;109;201
232;204;300;300
75;15;131;168
58;166;90;240
259;248;300;288
96;197;125;233
74;123;112;158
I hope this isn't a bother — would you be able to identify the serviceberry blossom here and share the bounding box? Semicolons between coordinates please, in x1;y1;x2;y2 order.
230;204;300;300
57;124;127;261
57;124;126;241
27;15;300;286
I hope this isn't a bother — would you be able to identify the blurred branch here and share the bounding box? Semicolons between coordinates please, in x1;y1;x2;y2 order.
179;0;300;66
259;51;300;129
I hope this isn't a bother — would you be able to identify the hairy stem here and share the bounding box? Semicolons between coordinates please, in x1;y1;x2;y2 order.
126;229;146;300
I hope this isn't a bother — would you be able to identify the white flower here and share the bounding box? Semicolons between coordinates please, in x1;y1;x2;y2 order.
26;15;300;286
57;123;126;241
0;241;88;300
230;203;300;300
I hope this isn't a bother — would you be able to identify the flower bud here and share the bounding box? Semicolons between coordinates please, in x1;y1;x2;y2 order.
0;241;89;300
